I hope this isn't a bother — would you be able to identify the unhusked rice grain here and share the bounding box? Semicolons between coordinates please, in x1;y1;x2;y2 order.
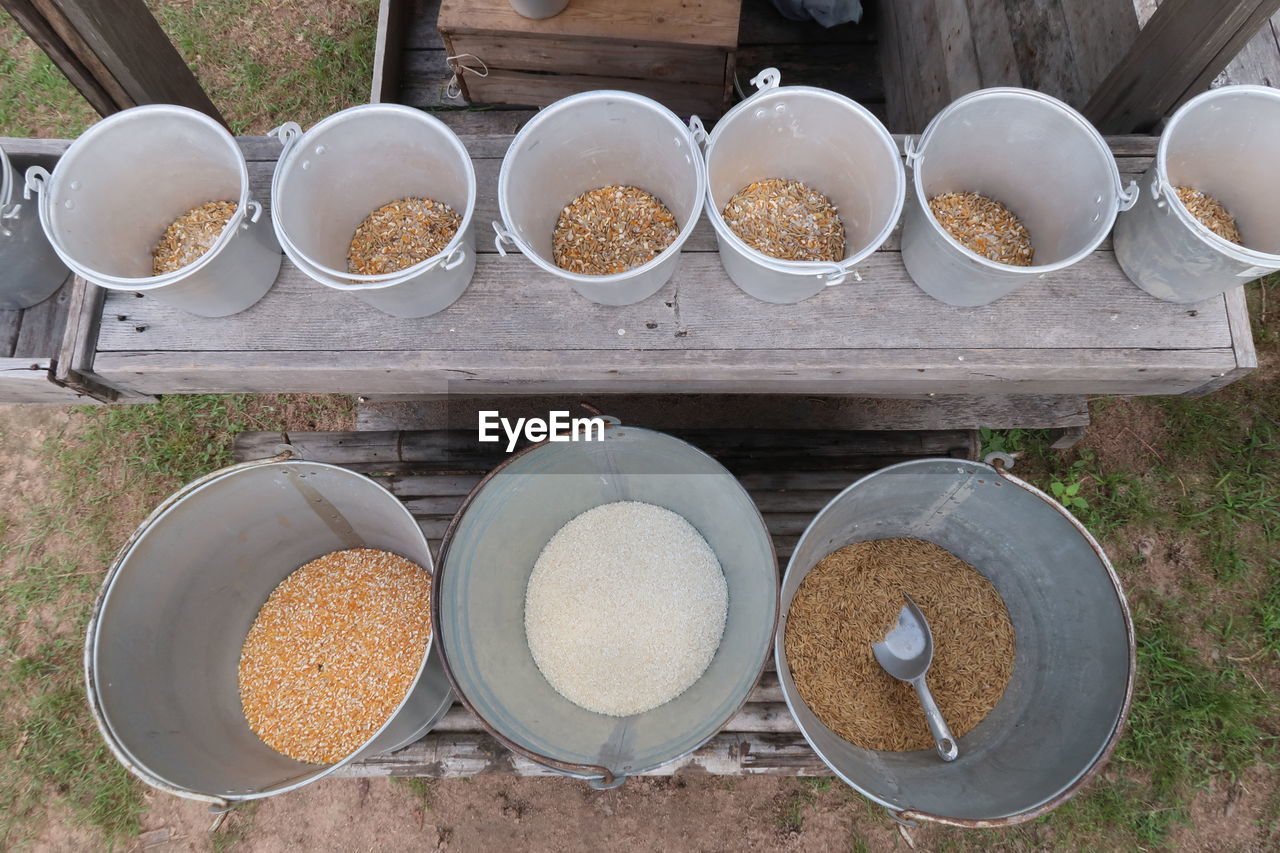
152;201;237;275
238;548;432;764
784;538;1015;751
1175;187;1243;245
348;197;462;276
524;501;727;717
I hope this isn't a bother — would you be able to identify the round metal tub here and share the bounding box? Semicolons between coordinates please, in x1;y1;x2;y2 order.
1;143;68;309
86;455;452;806
435;424;778;787
776;457;1134;826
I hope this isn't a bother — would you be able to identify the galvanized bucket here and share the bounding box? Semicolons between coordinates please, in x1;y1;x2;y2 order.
494;91;706;306
270;105;478;318
509;0;568;18
0;144;68;310
776;456;1134;826
435;423;778;787
85;453;453;806
902;89;1136;307
1114;85;1280;303
24;105;281;317
698;68;905;304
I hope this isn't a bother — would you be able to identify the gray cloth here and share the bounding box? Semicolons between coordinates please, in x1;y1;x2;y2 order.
769;0;863;27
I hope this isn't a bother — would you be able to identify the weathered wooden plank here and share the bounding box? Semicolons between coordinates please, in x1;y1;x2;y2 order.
1188;285;1258;397
735;42;882;102
94;250;1234;354
1085;0;1280;132
438;0;741;50
53;276;148;402
0;310;20;358
441;32;728;82
13;275;72;358
457;67;727;115
372;0;412;103
1004;0;1085;105
426;701;799;735
98;347;1240;396
405;0;446;51
0;357;84;402
1216;12;1280;86
1059;0;1141;100
355;394;1089;432
397;48;452;106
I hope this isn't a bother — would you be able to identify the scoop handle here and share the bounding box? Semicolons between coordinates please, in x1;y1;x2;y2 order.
912;677;959;761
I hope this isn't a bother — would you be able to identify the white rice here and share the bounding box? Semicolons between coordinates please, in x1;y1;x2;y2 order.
524;501;728;717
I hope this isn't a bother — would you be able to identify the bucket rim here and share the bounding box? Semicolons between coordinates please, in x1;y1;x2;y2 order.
495;90;707;288
774;456;1136;827
1;145;12;210
271;103;479;290
85;456;440;804
909;87;1124;275
701;85;906;277
433;423;780;785
1154;84;1280;265
38;104;252;290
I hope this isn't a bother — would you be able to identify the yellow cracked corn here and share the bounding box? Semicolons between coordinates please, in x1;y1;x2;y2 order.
152;201;238;275
929;191;1034;266
238;548;432;764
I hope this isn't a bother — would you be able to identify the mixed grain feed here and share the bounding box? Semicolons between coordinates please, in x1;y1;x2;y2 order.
524;501;728;717
928;191;1034;266
551;185;679;276
238;548;432;764
152;201;237;275
1175;187;1244;245
347;197;462;276
721;178;845;263
784;538;1015;752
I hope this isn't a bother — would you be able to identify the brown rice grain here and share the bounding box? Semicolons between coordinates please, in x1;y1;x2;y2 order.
721;178;845;263
152;201;237;275
348;197;462;276
929;191;1034;266
238;548;432;764
784;538;1015;752
551;185;679;276
1175;187;1243;245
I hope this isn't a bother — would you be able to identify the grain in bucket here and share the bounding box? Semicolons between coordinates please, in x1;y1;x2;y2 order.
699;68;904;304
493;91;706;306
23;105;280;317
270;104;477;318
901;88;1135;307
1113;85;1280;303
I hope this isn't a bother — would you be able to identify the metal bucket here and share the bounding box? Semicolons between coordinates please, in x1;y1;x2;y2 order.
1;144;68;309
699;68;905;303
1114;85;1280;303
85;454;453;806
494;91;706;306
902;89;1136;307
270;105;477;318
435;424;777;787
777;457;1134;826
509;0;569;18
23;105;281;317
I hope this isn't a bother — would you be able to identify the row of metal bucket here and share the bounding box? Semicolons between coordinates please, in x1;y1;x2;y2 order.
87;425;1134;827
9;73;1280;317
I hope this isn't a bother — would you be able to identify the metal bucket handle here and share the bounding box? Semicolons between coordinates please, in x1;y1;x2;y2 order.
492;219;518;256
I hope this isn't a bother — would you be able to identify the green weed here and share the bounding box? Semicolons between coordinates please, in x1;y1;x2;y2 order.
395;776;434;808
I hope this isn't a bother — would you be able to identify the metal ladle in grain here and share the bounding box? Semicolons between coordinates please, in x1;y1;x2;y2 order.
929;191;1034;266
722;178;845;263
552;185;679;276
348;197;462;276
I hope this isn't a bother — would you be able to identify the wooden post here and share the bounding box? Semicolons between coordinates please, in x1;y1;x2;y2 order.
1084;0;1280;133
1;0;225;125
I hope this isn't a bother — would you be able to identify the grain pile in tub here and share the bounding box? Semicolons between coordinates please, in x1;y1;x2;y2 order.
152;201;238;275
722;178;845;263
1175;187;1243;245
238;548;432;764
928;191;1034;266
348;197;462;275
785;538;1015;751
552;185;679;275
524;501;728;716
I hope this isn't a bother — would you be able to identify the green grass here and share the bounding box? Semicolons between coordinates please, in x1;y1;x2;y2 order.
0;19;98;137
394;776;434;808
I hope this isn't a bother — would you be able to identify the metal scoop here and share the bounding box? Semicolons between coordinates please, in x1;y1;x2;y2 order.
872;593;959;761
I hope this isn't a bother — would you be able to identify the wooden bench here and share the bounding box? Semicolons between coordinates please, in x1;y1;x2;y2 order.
234;423;977;777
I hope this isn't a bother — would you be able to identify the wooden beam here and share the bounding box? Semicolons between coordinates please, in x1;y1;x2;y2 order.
371;0;411;103
0;0;224;124
1084;0;1280;133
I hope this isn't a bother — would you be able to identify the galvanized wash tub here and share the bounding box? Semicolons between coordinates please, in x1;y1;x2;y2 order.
0;144;67;309
901;89;1136;307
25;105;280;317
494;91;706;306
777;457;1134;826
698;68;904;304
435;424;777;787
1114;85;1280;303
270;105;478;318
86;454;452;806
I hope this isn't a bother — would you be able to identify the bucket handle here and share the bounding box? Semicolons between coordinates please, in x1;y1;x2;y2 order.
22;165;49;200
240;199;263;230
688;115;708;148
492;220;519;256
822;263;863;287
1117;178;1140;212
749;67;782;95
1150;171;1175;214
902;135;922;168
268;121;304;162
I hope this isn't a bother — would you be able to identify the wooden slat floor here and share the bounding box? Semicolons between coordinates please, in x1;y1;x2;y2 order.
234;425;974;777
397;0;884;116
